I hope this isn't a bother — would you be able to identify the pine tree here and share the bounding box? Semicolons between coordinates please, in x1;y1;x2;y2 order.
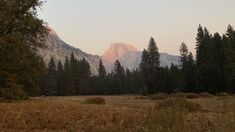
113;60;125;94
69;53;78;95
179;43;195;92
78;58;91;95
212;33;226;92
44;57;57;96
185;52;196;92
140;37;160;94
195;25;215;93
98;59;107;94
0;0;48;48
125;68;132;94
0;0;48;97
56;61;65;96
63;56;71;95
148;37;160;71
140;49;149;77
179;43;189;69
169;64;184;92
224;25;235;92
98;59;107;79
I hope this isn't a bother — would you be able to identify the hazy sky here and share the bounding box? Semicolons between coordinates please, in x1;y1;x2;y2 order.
39;0;235;55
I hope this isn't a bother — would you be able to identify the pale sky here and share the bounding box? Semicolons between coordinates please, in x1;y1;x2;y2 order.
39;0;235;56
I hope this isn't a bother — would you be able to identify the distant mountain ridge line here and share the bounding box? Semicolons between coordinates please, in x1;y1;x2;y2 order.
39;29;180;75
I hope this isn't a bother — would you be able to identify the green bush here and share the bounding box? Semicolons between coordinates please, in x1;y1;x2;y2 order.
155;98;201;112
84;97;106;105
149;93;169;100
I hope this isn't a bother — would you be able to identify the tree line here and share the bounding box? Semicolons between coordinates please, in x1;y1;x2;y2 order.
0;0;235;99
42;24;235;96
139;25;235;94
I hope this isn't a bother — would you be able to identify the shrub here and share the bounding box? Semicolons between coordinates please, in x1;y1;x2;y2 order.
217;92;230;97
149;93;168;100
170;93;200;99
0;72;28;100
200;92;214;98
84;97;106;104
146;107;186;131
141;85;148;96
0;85;28;100
135;96;148;100
184;93;200;99
155;98;202;112
170;93;186;98
0;79;28;100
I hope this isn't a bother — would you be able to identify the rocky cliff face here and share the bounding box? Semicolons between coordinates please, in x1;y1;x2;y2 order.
38;30;100;75
102;43;179;72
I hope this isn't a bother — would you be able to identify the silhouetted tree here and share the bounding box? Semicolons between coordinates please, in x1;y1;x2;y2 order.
195;25;215;93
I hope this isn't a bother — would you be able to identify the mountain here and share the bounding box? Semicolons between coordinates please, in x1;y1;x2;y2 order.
38;29;101;75
102;43;179;72
39;30;179;75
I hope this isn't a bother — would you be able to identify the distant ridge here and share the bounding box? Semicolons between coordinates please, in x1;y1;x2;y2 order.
39;29;179;74
102;43;180;72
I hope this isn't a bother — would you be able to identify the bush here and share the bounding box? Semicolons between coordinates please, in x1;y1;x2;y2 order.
170;93;186;98
200;92;214;98
155;98;201;112
135;96;148;100
184;93;200;99
149;93;168;100
0;72;28;100
170;93;200;99
146;107;185;131
0;86;28;100
141;85;148;96
84;97;106;104
217;92;230;97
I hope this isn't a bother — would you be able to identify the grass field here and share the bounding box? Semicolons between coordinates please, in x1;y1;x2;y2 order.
0;95;235;132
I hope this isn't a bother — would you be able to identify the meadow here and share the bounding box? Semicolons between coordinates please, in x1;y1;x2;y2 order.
0;94;235;132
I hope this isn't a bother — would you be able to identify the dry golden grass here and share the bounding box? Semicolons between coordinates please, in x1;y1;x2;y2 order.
0;95;235;132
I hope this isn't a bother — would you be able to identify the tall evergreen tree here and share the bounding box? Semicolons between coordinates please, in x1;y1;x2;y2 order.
63;56;71;95
224;25;235;92
69;53;78;95
56;61;65;96
212;33;226;92
195;25;215;93
148;37;160;71
140;49;149;77
0;0;48;48
98;59;107;79
140;37;160;94
78;58;91;94
179;43;195;92
0;0;48;97
98;59;107;94
44;57;57;96
185;52;196;92
179;43;189;69
169;64;184;92
113;60;125;94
